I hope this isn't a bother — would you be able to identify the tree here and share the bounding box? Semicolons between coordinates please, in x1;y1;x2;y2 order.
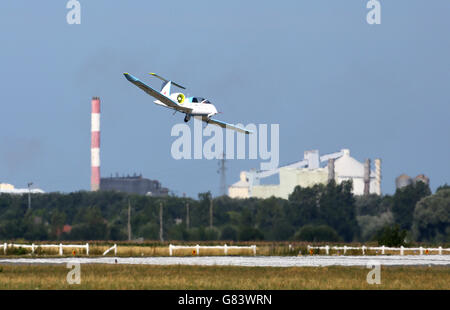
288;181;359;242
355;194;392;216
168;224;189;241
69;206;108;240
319;180;358;242
238;227;264;241
357;211;394;241
294;225;341;242
374;224;407;247
392;182;431;230
412;188;450;243
50;210;66;239
436;184;450;193
220;226;238;241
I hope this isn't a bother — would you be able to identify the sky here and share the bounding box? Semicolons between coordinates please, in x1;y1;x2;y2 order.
0;0;449;198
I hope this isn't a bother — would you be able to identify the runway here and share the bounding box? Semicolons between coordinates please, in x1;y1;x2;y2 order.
1;255;449;267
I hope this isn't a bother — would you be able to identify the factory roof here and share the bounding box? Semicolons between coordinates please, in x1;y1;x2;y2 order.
0;183;44;194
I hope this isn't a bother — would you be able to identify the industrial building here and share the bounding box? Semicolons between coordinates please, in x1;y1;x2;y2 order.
89;97;169;196
0;183;44;194
100;174;169;196
229;149;381;199
395;173;430;190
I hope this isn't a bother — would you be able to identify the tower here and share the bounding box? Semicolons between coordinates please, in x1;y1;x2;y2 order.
374;158;381;195
364;159;371;195
91;97;101;191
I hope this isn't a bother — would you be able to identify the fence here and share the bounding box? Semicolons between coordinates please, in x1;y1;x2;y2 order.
3;243;90;256
306;245;450;256
102;244;117;256
169;244;257;256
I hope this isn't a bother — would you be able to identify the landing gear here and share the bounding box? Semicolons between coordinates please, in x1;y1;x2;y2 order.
184;114;191;122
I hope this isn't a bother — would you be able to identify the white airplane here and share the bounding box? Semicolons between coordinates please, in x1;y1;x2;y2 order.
124;72;252;134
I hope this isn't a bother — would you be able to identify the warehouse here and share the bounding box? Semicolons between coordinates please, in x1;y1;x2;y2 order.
229;149;381;199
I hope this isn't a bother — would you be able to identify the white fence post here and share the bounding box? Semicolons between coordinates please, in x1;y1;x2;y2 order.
382;245;385;255
169;244;173;256
400;246;404;256
325;245;329;255
224;244;228;256
59;243;63;256
419;247;423;255
439;246;442;255
114;244;117;256
252;245;256;256
3;243;6;254
362;246;366;255
343;245;347;255
196;244;200;256
86;243;89;256
31;243;35;254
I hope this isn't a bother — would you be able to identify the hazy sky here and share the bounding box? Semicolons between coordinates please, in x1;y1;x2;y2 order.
0;1;449;197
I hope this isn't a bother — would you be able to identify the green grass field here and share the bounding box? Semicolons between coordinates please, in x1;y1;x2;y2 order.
0;264;448;290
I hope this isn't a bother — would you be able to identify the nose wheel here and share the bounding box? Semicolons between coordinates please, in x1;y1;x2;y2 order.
184;114;191;122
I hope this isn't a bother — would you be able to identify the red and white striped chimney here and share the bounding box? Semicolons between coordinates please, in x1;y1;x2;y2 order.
91;97;101;191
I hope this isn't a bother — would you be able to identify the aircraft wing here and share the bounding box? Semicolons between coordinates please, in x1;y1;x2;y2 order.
203;117;253;134
123;73;192;113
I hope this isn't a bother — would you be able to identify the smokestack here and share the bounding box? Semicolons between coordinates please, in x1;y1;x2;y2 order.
91;97;100;191
327;158;335;182
364;159;371;195
375;158;381;195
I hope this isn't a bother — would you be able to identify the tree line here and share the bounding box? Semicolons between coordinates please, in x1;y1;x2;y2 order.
0;180;448;244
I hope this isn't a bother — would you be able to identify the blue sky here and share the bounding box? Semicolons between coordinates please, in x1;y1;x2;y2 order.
0;0;449;197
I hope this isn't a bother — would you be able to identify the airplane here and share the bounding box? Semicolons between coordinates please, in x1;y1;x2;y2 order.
123;72;252;134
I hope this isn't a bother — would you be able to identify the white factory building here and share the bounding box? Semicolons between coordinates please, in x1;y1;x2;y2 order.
0;183;44;195
229;149;381;200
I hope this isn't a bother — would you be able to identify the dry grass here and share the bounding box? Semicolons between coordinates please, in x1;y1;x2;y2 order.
0;264;448;290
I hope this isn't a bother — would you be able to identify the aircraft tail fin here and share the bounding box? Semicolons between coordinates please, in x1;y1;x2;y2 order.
160;81;172;96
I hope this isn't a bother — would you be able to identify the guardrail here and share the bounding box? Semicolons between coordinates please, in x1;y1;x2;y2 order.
306;245;450;255
169;244;257;256
3;243;89;256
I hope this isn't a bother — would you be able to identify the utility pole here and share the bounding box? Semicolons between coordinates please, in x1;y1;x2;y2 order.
217;152;227;196
27;182;33;210
127;198;132;241
159;201;164;242
186;202;190;230
209;194;213;229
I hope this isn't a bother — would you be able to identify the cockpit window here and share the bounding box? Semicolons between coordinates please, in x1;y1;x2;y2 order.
191;97;211;104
